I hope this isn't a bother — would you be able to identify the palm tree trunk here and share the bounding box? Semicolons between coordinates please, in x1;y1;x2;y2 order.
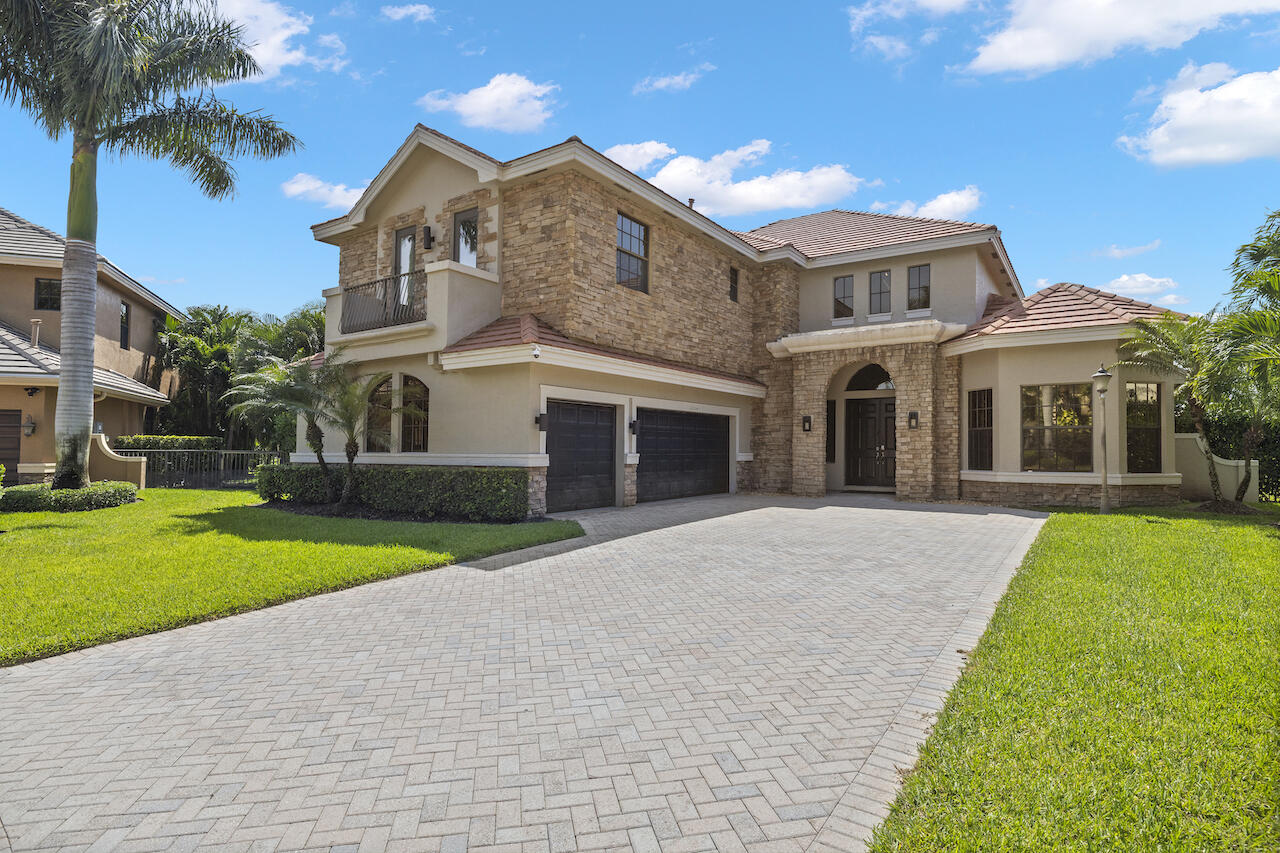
52;133;99;490
1235;424;1259;502
341;440;357;504
1191;407;1225;502
305;417;335;501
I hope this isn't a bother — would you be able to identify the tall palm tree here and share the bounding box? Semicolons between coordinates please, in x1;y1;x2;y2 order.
1;0;299;488
316;370;391;505
1228;210;1280;365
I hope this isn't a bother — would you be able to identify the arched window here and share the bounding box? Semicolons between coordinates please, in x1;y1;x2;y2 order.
847;364;894;391
401;376;429;452
365;378;392;453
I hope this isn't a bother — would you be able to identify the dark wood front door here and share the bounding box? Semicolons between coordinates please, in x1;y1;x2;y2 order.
0;410;19;486
845;398;895;487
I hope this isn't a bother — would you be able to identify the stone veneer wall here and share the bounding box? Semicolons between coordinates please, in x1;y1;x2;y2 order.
623;464;637;507
959;481;1180;508
526;466;547;518
434;188;498;273
500;172;576;325
749;261;801;493
932;353;962;501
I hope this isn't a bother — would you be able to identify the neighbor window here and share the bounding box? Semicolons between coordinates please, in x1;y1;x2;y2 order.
869;270;891;315
453;208;478;268
1126;382;1161;473
826;399;837;463
1020;383;1093;472
401;376;430;453
729;267;739;302
967;388;993;471
833;275;855;318
119;301;131;349
616;212;649;292
908;264;930;311
35;278;60;311
365;378;392;453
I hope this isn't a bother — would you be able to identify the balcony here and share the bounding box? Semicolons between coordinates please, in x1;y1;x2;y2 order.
339;270;428;334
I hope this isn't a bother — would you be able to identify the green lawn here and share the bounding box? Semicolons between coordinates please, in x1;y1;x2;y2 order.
869;503;1280;852
0;488;582;666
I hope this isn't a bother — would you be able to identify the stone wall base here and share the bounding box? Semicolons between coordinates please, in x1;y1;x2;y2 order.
623;463;637;507
527;466;547;519
960;480;1181;508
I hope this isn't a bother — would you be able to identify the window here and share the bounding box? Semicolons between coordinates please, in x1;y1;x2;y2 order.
119;302;131;349
1020;384;1092;472
616;212;649;292
967;389;993;471
1126;382;1161;473
908;264;930;311
401;376;430;452
826;399;837;463
869;270;891;315
847;363;894;391
729;267;739;302
833;275;855;318
453;208;478;268
365;378;392;453
35;278;60;311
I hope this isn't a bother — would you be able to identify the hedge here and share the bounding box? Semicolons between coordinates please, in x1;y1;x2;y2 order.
113;435;223;451
256;463;532;522
0;481;138;512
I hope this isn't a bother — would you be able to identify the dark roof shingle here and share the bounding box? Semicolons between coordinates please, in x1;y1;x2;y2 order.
952;282;1179;342
0;319;170;404
737;209;995;258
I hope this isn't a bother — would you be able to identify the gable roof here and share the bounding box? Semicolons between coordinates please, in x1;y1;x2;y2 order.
0;319;170;405
736;210;996;258
949;282;1179;345
0;207;186;320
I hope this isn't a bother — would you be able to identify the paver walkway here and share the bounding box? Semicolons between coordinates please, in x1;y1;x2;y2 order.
0;494;1045;853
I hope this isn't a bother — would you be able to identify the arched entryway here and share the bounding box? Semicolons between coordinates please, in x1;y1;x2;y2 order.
827;363;897;491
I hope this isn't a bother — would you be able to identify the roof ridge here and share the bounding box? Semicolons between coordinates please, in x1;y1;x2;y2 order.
747;207;996;234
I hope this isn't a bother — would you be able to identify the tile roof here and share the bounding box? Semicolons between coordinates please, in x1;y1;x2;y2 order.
736;209;996;258
0;319;170;405
951;282;1179;341
443;314;764;387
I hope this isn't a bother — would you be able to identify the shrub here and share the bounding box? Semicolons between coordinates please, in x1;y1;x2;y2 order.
113;435;223;451
0;462;5;497
0;481;138;512
256;463;531;522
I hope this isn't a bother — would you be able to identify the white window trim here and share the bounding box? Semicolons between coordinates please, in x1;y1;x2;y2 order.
867;312;892;323
831;316;858;327
904;307;932;319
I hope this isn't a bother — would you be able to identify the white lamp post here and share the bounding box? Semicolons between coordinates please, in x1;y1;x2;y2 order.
1093;364;1112;514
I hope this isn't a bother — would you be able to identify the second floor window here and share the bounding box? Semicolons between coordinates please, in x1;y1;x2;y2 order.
394;227;415;278
908;264;930;311
729;267;739;302
968;389;993;470
35;278;60;311
453;208;478;268
119;301;131;350
616;212;649;292
1126;382;1161;473
1020;383;1092;472
870;270;891;315
833;275;854;318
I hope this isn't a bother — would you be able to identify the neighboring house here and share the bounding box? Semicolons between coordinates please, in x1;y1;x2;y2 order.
302;125;1184;513
0;207;181;484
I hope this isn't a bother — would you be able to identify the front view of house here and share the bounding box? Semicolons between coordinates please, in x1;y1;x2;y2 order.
299;125;1184;513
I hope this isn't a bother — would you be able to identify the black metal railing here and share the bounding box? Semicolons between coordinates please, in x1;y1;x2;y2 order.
339;271;427;334
115;449;285;489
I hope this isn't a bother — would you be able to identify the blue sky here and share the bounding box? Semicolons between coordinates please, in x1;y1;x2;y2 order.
3;0;1279;316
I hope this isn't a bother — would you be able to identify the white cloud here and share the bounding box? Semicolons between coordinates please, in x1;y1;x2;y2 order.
865;34;912;60
969;1;1280;76
1034;277;1051;289
418;73;557;133
218;0;348;79
847;0;972;35
281;172;368;209
603;141;678;172
1107;272;1183;304
1157;293;1190;305
636;139;862;217
894;185;982;219
380;3;435;21
329;1;356;15
633;63;716;95
1119;63;1280;166
1101;238;1161;258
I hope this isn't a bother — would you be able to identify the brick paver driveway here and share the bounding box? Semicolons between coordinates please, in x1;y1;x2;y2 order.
0;494;1044;853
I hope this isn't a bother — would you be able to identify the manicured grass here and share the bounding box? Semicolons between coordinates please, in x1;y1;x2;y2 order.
869;503;1280;851
0;488;582;666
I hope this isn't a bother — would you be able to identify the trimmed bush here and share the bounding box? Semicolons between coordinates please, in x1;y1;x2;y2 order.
0;481;138;513
113;435;223;451
256;463;531;522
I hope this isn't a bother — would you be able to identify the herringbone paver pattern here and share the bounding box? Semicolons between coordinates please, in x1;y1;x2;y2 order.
0;494;1044;853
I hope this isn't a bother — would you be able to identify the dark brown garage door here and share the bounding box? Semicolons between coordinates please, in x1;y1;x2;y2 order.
636;408;729;503
545;401;616;513
0;410;19;486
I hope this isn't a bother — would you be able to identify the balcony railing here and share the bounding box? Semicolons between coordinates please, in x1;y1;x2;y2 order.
340;270;427;334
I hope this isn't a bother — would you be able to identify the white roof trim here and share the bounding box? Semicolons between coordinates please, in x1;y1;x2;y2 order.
768;319;968;358
0;374;168;405
941;323;1131;356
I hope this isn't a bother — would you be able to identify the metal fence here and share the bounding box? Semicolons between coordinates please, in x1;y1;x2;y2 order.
116;449;285;489
340;270;427;334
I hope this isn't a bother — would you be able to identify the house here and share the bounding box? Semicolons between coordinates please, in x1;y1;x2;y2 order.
0;207;181;484
300;125;1185;514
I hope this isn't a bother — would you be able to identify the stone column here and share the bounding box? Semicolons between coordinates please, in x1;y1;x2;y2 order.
623;463;637;507
526;466;547;518
790;353;829;498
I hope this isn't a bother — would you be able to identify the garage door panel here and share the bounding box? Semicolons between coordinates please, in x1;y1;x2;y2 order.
546;401;616;513
0;410;19;486
636;408;729;503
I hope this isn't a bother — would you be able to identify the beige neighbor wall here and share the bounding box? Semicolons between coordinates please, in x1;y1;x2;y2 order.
957;338;1180;506
0;385;145;482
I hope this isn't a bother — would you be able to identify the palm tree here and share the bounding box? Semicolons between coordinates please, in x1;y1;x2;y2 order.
316;370;392;505
1209;358;1278;502
1;0;299;488
1117;313;1231;503
1228;210;1280;365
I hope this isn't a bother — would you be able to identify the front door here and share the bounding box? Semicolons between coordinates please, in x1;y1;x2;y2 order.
845;398;895;487
0;410;19;485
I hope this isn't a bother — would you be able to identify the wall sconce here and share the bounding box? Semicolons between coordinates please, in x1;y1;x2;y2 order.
534;412;548;431
422;225;435;250
908;411;919;430
801;415;813;432
21;415;36;437
24;387;41;397
629;419;638;435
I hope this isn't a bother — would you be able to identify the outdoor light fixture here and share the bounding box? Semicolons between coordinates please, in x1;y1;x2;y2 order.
1093;364;1113;514
422;226;434;250
23;387;40;397
908;411;920;430
629;419;638;435
21;415;36;437
802;415;813;432
534;412;548;431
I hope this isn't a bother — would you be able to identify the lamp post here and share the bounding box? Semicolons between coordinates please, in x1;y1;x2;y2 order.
1093;364;1112;514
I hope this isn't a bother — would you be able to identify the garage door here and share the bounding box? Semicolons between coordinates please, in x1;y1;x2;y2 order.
636;408;729;503
0;410;19;486
545;401;616;513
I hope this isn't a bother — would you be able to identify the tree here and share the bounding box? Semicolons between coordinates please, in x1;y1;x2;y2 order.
315;369;392;505
1228;210;1280;365
1;0;299;487
1208;356;1278;502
